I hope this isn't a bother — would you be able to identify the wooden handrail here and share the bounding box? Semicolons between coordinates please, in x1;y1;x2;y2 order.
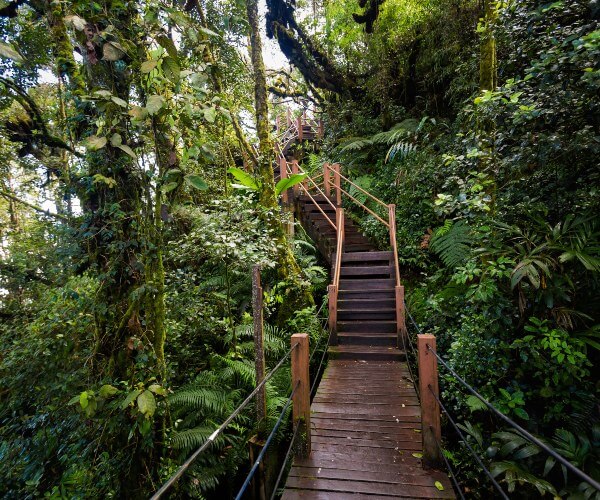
389;204;401;287
325;164;388;210
289;164;337;213
338;185;390;227
333;208;344;289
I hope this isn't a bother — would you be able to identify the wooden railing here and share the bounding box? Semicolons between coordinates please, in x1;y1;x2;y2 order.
277;158;406;346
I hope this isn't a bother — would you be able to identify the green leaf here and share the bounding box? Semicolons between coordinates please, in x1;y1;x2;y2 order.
198;26;219;38
148;384;167;396
275;173;307;196
111;96;128;107
184;174;208;190
85;135;107;151
117;144;137;159
68;394;80;405
137;390;156;418
79;391;89;409
434;481;444;491
141;59;158;73
162;56;180;83
157;34;178;59
146;95;166;115
0;41;24;63
110;133;122;146
99;384;119;398
204;107;217;123
227;167;258;190
128;106;148;120
161;182;178;194
513;408;529;420
120;389;142;409
412;452;423;458
102;41;126;61
466;395;488;412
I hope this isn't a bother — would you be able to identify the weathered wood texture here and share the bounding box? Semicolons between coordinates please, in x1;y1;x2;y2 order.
282;360;454;498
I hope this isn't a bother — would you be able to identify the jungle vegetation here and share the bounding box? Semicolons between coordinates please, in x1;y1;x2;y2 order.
0;0;598;498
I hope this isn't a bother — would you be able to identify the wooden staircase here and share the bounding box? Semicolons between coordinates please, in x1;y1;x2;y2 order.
274;114;454;498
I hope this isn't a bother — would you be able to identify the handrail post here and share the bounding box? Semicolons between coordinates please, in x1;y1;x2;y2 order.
291;160;300;198
291;333;311;458
297;115;303;141
323;162;331;197
333;163;341;207
396;285;406;347
337;207;345;249
418;334;442;468
327;285;337;345
279;157;289;205
286;108;291;127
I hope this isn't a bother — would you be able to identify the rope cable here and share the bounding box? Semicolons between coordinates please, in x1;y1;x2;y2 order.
150;343;300;499
428;385;509;500
427;345;600;492
234;382;300;500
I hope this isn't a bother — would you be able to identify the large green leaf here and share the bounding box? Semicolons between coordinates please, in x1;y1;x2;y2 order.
275;173;307;196
137;390;156;418
146;95;166;115
184;174;208;190
227;167;259;190
162;56;180;83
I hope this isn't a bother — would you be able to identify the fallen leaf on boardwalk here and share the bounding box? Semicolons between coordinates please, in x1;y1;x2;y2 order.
435;481;444;491
412;452;423;458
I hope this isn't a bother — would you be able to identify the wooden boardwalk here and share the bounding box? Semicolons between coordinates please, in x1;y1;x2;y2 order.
282;358;454;499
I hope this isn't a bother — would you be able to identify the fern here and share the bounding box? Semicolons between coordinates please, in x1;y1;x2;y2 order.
491;460;558;496
430;220;473;268
385;141;417;162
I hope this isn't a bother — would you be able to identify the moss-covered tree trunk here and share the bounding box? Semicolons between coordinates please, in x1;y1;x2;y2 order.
246;0;313;322
479;0;498;91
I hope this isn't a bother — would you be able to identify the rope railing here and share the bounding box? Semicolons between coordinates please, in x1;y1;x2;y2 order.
429;386;509;500
150;343;300;499
234;381;300;500
427;343;600;492
403;305;600;496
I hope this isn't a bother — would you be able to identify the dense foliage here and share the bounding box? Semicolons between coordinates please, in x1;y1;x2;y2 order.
0;0;598;498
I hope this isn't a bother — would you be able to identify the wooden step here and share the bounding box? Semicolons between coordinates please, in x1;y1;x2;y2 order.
337;332;397;346
338;297;396;308
338;308;396;320
341;251;394;262
329;345;404;361
337;289;395;300
340;266;394;278
338;320;397;333
339;279;395;290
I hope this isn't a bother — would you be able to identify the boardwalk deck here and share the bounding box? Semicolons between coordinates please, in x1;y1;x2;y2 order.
282;359;454;499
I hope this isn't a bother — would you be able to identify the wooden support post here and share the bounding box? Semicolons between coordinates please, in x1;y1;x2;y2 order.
297;115;303;141
323;162;331;197
333;163;341;207
418;334;442;468
291;160;301;197
395;285;406;347
286;108;291;127
291;333;311;458
327;284;338;345
252;266;267;427
279;157;288;205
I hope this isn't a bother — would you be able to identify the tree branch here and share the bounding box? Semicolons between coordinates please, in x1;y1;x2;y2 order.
0;189;71;222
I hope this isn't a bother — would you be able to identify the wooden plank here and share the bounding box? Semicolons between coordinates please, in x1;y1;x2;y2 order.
289;465;451;487
284;476;454;498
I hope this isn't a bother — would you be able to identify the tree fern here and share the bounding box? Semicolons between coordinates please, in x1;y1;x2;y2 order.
430;220;473;268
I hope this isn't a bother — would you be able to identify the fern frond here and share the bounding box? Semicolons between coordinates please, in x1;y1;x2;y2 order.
430;220;472;268
385;141;417;162
339;137;374;152
169;386;238;413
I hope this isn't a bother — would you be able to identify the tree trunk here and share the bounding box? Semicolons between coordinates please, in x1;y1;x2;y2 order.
479;0;498;91
246;0;313;321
